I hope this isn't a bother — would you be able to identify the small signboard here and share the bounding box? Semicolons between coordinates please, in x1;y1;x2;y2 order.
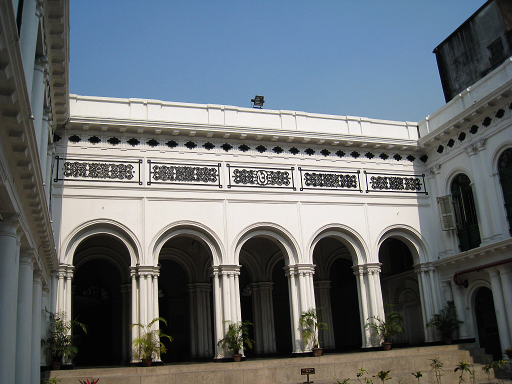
301;368;315;384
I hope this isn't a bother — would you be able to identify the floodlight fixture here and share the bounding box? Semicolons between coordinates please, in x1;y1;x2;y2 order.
251;95;265;108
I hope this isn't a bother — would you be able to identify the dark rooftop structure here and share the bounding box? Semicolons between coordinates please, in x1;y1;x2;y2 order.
434;0;512;102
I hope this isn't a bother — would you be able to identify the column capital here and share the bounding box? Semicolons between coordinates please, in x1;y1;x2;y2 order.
427;164;442;177
284;264;315;276
0;213;21;234
352;264;366;276
487;267;501;278
219;265;241;275
365;263;382;275
210;265;220;277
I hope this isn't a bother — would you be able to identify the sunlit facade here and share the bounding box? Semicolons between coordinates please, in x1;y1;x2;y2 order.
1;1;511;383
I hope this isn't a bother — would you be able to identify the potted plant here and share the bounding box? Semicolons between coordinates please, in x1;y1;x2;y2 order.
43;311;88;369
299;308;329;356
426;301;463;344
131;317;173;366
366;305;404;350
217;320;254;361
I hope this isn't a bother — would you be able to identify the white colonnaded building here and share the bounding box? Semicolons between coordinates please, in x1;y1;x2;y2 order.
0;0;512;382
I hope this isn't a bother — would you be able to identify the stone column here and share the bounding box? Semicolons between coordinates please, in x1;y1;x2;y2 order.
0;215;21;384
488;268;511;357
31;56;47;152
450;281;470;339
41;285;50;366
15;249;35;384
31;270;43;384
314;280;335;349
252;282;277;354
130;267;138;362
56;266;66;312
498;265;512;347
211;267;224;358
195;283;212;357
366;264;385;322
284;266;302;353
188;284;198;358
465;142;493;244
19;0;40;91
415;265;436;342
50;270;58;314
65;265;73;317
353;265;371;348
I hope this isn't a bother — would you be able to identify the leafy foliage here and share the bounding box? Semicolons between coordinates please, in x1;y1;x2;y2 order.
366;305;404;343
43;311;87;362
217;320;253;355
426;301;463;340
131;317;173;360
299;308;328;349
430;356;444;384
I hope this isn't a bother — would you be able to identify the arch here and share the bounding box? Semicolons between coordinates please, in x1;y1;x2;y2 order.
73;246;130;284
376;225;429;265
150;221;224;266
490;141;512;174
232;223;301;266
158;247;197;281
308;224;369;266
443;167;473;195
61;219;142;266
239;249;263;282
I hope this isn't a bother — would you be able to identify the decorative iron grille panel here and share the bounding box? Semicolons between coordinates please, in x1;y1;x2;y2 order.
364;171;427;194
54;157;142;184
227;164;295;190
148;161;221;187
299;168;362;192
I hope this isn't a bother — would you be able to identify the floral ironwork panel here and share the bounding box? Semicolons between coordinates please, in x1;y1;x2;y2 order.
54;156;142;184
299;168;362;192
364;171;427;194
148;160;221;188
227;164;295;190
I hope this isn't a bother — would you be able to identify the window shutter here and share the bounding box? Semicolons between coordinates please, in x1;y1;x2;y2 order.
437;195;456;230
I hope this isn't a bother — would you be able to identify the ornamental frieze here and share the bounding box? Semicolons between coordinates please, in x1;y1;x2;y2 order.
54;156;142;184
298;167;362;192
227;164;295;190
364;171;427;194
147;161;221;187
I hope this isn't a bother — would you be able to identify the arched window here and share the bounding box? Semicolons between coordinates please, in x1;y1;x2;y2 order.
451;173;481;251
498;148;512;235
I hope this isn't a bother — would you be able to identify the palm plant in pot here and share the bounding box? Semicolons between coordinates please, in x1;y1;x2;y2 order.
299;308;328;356
131;317;173;366
43;311;88;369
366;305;404;350
217;320;254;361
426;301;463;344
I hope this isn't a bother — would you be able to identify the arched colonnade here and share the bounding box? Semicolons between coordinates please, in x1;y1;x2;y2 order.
53;219;440;363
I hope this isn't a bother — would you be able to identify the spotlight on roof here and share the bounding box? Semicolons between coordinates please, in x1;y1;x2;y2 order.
251;95;264;109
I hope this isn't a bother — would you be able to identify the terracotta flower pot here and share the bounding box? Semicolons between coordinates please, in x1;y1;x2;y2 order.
382;342;392;351
233;354;242;362
142;358;152;367
312;347;323;356
52;356;63;370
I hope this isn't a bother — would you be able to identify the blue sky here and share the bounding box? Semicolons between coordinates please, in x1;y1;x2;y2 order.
70;1;485;123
